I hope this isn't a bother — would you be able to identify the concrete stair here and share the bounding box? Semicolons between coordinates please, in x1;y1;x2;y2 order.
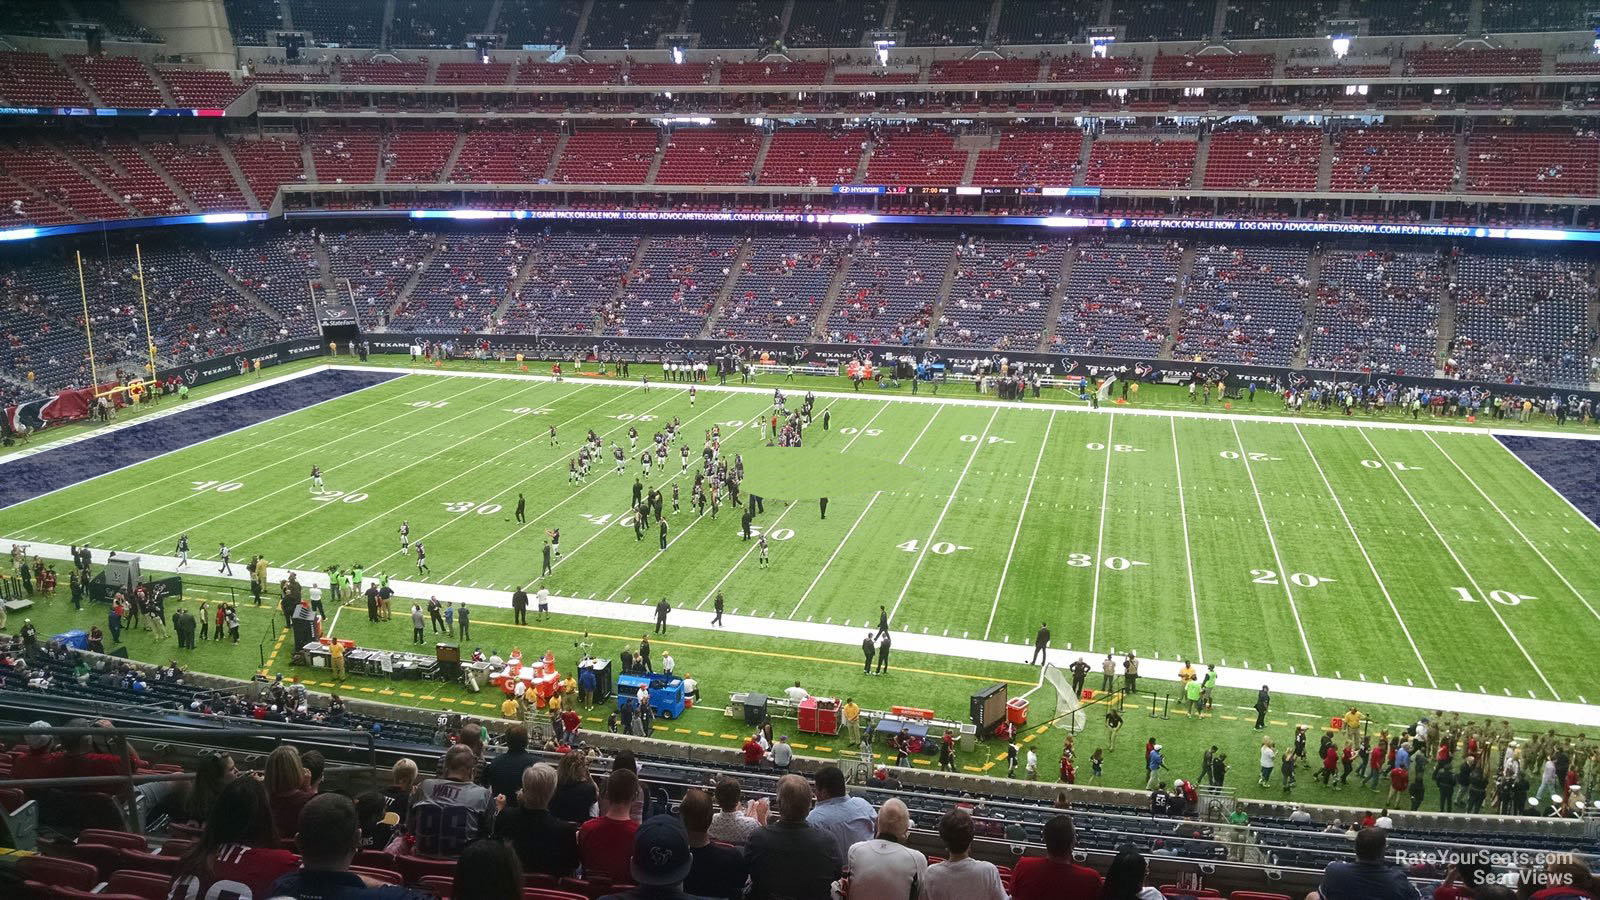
45;138;141;216
922;243;963;347
1162;245;1197;360
700;237;755;338
1290;248;1324;369
389;240;446;320
214;138;261;211
135;143;200;213
811;242;858;340
1036;245;1078;352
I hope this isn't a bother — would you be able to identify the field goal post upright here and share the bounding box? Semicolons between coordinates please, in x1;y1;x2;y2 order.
74;250;101;395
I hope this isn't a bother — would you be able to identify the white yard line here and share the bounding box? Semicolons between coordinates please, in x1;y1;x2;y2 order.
1295;424;1436;687
1086;415;1115;651
25;378;436;532
896;405;943;465
1424;432;1600;625
1230;420;1318;676
283;381;596;568
1357;428;1560;699
791;491;882;618
216;380;547;554
544;393;751;573
887;407;999;622
1170;415;1203;662
425;387;670;582
132;378;508;553
984;410;1054;641
74;379;446;544
695;502;799;610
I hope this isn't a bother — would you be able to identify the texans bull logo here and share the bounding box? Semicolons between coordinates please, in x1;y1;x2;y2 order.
1204;366;1230;383
1056;357;1081;374
1375;378;1397;394
183;368;199;385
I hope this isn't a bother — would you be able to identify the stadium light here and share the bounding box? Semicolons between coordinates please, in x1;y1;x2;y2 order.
1330;35;1352;59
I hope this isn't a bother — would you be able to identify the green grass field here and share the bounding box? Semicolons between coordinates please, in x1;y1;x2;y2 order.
4;358;1600;800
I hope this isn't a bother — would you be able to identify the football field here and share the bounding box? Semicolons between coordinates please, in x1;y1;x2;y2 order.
4;363;1600;714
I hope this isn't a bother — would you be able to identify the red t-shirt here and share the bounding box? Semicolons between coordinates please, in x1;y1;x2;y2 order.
1390;767;1409;791
12;749;65;782
1369;746;1385;770
1323;747;1338;771
1010;856;1103;900
742;739;764;765
577;816;639;884
167;844;300;900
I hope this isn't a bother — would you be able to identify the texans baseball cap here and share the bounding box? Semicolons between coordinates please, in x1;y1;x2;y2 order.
630;814;693;886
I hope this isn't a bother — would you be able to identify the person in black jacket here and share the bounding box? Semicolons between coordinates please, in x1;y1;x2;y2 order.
1030;623;1050;665
861;633;875;674
493;762;578;877
1254;686;1271;729
876;632;891;674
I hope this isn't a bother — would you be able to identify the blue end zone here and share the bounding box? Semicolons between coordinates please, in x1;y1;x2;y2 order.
1495;434;1600;528
0;369;399;510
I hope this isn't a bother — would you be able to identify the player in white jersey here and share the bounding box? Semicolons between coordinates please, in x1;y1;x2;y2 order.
399;520;410;554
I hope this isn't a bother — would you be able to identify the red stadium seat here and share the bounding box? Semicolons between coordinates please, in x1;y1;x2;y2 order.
420;875;454;896
103;870;175;900
1161;888;1220;897
354;849;398;869
159;838;195;857
16;856;98;891
82;829;149;850
396;854;456;884
67;842;125;880
350;864;405;885
526;890;588;900
1230;892;1293;900
116;849;179;876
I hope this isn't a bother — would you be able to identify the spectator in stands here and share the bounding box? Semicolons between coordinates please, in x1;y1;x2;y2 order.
578;766;641;883
550;750;599;824
172;776;299;900
1101;846;1164;900
493;762;579;877
384;758;418;828
1307;826;1421;900
924;808;1006;900
303;749;327;794
413;743;495;857
611;749;648;821
601;814;702;900
745;773;845;900
1010;815;1103;900
707;776;766;845
355;790;399;850
12;720;60;786
840;797;927;899
452;839;523;900
176;750;239;828
483;722;537;805
808;764;876;861
271;793;433;899
265;744;316;839
679;786;747;900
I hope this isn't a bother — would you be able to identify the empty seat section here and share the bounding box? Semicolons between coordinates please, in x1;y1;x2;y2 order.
1202;129;1322;191
157;68;245;108
1350;0;1467;34
1330;129;1454;193
382;129;457;184
0;141;126;221
390;232;527;331
325;230;438;329
1111;0;1215;41
1084;138;1197;189
226;136;304;208
1054;240;1179;357
205;232;322;334
516;62;622;85
224;0;286;45
1451;253;1593;387
599;234;737;337
1406;48;1542;77
501;232;639;334
145;141;248;211
1151;53;1274;80
388;0;495;48
450;128;559;183
688;0;786;48
993;0;1094;44
892;0;988;45
581;1;684;50
625;63;712;86
1174;244;1310;366
825;237;949;345
655;127;761;185
307;129;381;184
713;235;847;341
929;59;1040;83
864;128;965;186
1224;0;1340;38
434;62;512;85
0;52;91;106
938;239;1061;351
1308;250;1442;376
1464;129;1600;197
67;54;165;107
1049;55;1145;81
288;0;384;47
551;129;657;184
338;62;429;85
783;0;888;48
717;62;826;85
971;129;1082;187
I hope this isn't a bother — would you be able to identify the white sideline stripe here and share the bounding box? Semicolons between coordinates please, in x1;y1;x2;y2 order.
1170;415;1203;661
429;386;663;582
31;377;437;530
134;377;508;553
0;366;403;514
984;410;1054;642
1424;432;1600;625
74;378;444;544
1231;420;1318;676
1356;428;1560;699
218;379;544;554
328;363;1600;443
14;535;1600;728
1493;436;1600;536
1086;415;1114;650
546;392;748;573
887;407;998;622
1295;424;1436;687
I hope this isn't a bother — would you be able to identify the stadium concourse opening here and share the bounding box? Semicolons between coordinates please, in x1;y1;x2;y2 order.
8;0;1600;896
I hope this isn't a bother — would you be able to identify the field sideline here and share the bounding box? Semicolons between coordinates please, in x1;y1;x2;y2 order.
3;361;1600;729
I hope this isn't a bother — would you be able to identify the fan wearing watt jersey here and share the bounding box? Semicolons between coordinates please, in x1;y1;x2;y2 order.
168;778;299;900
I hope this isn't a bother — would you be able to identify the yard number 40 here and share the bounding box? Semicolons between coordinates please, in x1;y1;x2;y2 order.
1453;586;1531;606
